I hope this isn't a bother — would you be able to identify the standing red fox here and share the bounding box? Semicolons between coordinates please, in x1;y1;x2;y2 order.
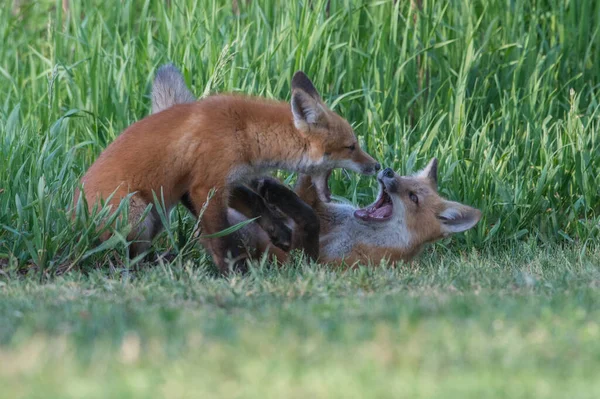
76;65;379;271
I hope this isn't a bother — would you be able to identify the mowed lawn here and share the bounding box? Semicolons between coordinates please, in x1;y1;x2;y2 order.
2;246;600;398
2;0;600;397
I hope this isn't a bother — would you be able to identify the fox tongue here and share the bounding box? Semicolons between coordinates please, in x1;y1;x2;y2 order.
354;204;393;221
371;204;392;219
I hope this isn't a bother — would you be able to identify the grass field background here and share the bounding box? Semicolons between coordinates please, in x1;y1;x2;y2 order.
1;0;600;397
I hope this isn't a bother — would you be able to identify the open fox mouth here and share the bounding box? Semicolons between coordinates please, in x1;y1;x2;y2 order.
353;182;393;222
313;170;332;203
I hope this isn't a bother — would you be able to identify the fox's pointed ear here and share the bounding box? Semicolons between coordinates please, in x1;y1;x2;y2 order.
291;90;326;131
437;201;481;235
291;71;321;101
416;158;438;185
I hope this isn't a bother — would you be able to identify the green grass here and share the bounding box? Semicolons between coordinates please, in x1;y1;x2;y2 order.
2;0;600;270
2;0;600;397
2;245;600;398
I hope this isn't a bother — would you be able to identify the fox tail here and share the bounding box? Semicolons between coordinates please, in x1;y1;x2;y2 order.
151;63;196;114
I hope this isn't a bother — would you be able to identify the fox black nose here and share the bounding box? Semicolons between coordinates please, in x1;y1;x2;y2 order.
374;163;381;172
382;167;394;178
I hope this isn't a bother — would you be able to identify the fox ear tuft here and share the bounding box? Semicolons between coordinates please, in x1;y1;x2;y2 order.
438;201;481;235
291;90;326;130
416;158;438;185
291;71;321;101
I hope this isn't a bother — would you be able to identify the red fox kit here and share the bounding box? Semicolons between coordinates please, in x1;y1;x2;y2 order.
213;160;481;267
232;161;481;266
77;65;379;271
289;159;482;266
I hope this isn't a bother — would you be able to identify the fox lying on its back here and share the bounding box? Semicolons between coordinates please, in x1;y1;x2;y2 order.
226;159;482;267
292;162;481;265
231;163;481;266
77;64;380;272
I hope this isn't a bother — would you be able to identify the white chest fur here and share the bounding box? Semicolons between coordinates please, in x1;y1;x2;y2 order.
319;203;412;260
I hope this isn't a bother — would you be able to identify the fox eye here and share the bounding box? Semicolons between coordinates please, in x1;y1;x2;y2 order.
409;192;419;205
346;144;356;151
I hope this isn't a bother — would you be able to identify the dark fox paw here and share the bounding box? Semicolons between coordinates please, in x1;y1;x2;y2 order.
253;177;284;200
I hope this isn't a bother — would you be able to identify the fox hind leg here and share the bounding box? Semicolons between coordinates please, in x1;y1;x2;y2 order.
252;178;320;261
228;184;292;252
